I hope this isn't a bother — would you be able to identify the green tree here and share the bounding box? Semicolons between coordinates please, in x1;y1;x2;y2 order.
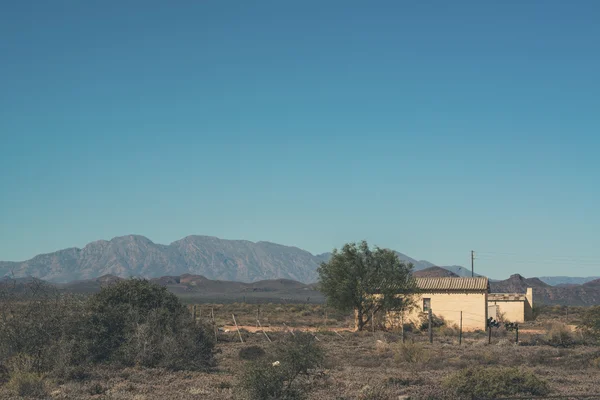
317;241;417;331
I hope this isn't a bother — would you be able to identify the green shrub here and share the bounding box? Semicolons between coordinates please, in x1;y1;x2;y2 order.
6;371;47;398
394;342;431;364
0;279;215;378
239;346;266;361
543;323;575;347
238;333;324;400
444;366;550;399
82;279;215;370
578;306;600;341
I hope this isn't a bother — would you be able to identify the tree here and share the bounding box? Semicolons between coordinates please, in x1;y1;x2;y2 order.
317;241;417;331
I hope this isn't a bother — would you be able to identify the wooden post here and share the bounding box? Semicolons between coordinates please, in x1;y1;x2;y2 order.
232;314;244;343
428;308;433;344
211;307;217;342
488;322;492;344
257;319;272;342
459;311;463;345
283;322;296;337
401;311;405;343
515;326;519;344
371;310;375;334
192;305;197;323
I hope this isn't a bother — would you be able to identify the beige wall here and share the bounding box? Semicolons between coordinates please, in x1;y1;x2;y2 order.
489;300;525;323
489;289;533;323
387;292;488;331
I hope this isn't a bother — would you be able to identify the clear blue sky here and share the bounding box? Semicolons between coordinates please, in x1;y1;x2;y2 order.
1;1;599;278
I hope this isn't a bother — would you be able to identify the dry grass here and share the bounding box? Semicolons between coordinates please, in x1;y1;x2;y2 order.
1;306;600;399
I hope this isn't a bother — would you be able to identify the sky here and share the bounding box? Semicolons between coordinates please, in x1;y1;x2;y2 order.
1;1;599;278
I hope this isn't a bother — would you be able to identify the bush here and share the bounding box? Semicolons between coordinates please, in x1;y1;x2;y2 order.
0;278;215;381
238;333;324;400
239;346;266;361
444;366;550;399
5;371;47;398
543;323;575;347
578;306;600;341
394;342;431;364
82;279;215;370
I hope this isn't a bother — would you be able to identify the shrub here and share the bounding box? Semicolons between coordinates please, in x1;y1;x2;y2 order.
6;371;47;398
444;366;550;399
578;306;600;341
238;333;324;400
394;342;431;364
239;346;266;361
357;384;389;400
543;323;575;347
82;279;215;370
0;278;215;379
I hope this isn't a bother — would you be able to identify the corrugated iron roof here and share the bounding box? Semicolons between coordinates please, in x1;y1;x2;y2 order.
416;277;489;292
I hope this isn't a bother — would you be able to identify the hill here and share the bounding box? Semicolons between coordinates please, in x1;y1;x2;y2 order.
0;235;444;283
490;274;600;306
538;276;600;286
413;266;459;278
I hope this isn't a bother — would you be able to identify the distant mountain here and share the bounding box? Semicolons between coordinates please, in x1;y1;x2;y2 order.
414;267;459;278
0;235;324;283
0;236;449;283
439;265;482;277
538;276;600;286
490;274;600;306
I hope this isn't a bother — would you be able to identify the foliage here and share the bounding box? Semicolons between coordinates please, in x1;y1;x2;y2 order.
0;278;215;381
5;371;47;398
543;323;575;348
578;306;600;341
444;366;550;399
317;241;417;331
238;333;324;400
239;345;266;361
82;279;215;369
394;342;431;364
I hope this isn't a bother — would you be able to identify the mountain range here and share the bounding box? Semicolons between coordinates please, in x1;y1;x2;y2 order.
0;234;463;283
0;234;591;287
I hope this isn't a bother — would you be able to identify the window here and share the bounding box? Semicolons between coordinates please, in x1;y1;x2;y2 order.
423;298;431;312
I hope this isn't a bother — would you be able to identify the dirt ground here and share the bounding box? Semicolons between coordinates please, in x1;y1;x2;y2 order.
12;326;598;400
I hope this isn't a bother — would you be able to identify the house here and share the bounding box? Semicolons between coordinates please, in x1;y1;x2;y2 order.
385;277;490;331
488;288;533;323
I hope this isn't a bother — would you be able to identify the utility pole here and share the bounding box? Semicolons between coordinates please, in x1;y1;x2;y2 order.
471;250;475;277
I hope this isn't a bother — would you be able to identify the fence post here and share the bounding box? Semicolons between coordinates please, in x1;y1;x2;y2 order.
211;307;217;342
488;322;492;344
232;314;244;343
515;326;519;344
401;311;405;343
371;310;375;334
459;311;463;345
428;308;433;344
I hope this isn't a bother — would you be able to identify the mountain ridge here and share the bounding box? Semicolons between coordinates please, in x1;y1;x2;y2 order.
0;235;439;283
